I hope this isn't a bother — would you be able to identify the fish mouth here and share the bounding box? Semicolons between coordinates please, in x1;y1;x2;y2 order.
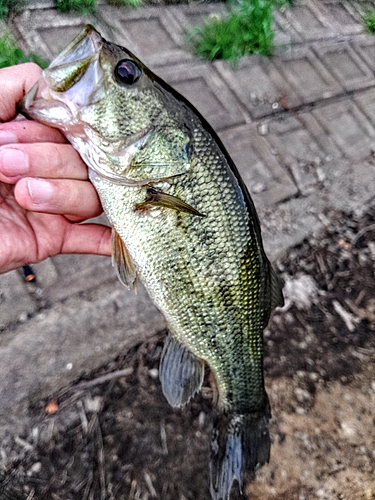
18;25;104;128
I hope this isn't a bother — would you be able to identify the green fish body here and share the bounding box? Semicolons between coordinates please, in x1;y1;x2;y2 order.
19;25;283;500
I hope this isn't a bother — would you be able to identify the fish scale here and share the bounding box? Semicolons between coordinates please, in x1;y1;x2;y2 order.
18;24;283;500
92;125;263;411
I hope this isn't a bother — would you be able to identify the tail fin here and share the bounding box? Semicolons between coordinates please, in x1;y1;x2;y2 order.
210;410;271;500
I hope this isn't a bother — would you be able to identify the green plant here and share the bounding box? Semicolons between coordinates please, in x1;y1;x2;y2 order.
0;32;48;69
0;0;25;19
188;0;275;61
54;0;97;14
364;10;375;33
107;0;142;8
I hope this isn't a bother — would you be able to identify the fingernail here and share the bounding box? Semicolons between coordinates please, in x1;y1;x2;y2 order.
27;178;53;204
0;131;18;145
0;148;28;177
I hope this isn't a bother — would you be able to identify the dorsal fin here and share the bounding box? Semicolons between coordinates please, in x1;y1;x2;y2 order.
159;333;205;407
270;266;284;310
111;229;138;292
263;263;284;328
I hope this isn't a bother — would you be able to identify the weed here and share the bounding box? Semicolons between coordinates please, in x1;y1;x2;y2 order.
54;0;97;14
188;0;276;61
0;0;25;19
0;32;48;69
107;0;143;8
364;10;375;33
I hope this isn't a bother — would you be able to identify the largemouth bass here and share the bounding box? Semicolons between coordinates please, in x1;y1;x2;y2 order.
18;25;283;500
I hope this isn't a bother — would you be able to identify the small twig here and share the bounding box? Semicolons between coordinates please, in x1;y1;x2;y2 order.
57;368;133;411
95;419;106;500
332;300;359;332
77;400;88;434
71;368;134;392
327;466;345;476
160;420;168;455
357;347;375;359
129;479;137;499
15;436;33;451
87;413;98;436
82;470;93;500
351;223;375;247
355;289;366;306
144;472;157;498
345;299;375;323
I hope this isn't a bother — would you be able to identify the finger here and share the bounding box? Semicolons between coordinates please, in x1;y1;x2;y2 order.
0;63;43;122
14;177;103;221
0;143;87;182
0;120;67;145
61;223;112;257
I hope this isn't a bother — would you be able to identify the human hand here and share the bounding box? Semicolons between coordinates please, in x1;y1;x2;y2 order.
0;63;112;275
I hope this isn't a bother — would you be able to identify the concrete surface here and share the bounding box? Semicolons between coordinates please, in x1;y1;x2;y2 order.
1;0;375;432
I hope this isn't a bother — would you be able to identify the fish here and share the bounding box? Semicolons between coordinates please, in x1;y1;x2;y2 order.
18;25;284;500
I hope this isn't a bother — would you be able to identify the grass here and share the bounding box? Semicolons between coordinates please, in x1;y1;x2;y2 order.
0;32;48;69
55;0;142;13
107;0;143;8
188;0;291;61
55;0;97;14
364;10;375;33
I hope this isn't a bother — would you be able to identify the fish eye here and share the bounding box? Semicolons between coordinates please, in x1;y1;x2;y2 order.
114;60;142;85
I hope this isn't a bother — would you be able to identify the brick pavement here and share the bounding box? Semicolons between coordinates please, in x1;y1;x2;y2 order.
2;0;375;430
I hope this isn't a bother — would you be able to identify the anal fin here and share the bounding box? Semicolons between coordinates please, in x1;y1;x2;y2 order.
159;333;205;407
112;229;137;291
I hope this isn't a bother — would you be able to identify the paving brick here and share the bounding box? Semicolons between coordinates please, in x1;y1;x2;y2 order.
99;5;190;68
327;159;375;214
260;195;325;261
0;270;37;328
214;56;296;120
170;2;227;32
13;9;90;61
31;258;59;289
272;46;343;107
348;0;371;19
322;1;363;35
316;41;375;92
279;1;337;42
273;9;304;47
261;112;340;193
218;124;298;207
353;88;375;131
312;100;375;160
352;34;375;74
156;61;246;131
0;280;166;431
43;254;115;303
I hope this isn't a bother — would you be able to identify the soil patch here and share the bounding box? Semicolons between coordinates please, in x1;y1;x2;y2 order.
1;207;375;500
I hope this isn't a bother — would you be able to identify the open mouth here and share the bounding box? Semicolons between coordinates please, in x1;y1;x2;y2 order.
17;25;104;126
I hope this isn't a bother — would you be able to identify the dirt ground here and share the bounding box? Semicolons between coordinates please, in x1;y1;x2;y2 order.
1;206;375;500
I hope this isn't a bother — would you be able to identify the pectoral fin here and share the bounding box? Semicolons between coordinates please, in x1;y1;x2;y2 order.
111;229;137;291
159;333;205;407
135;188;205;217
